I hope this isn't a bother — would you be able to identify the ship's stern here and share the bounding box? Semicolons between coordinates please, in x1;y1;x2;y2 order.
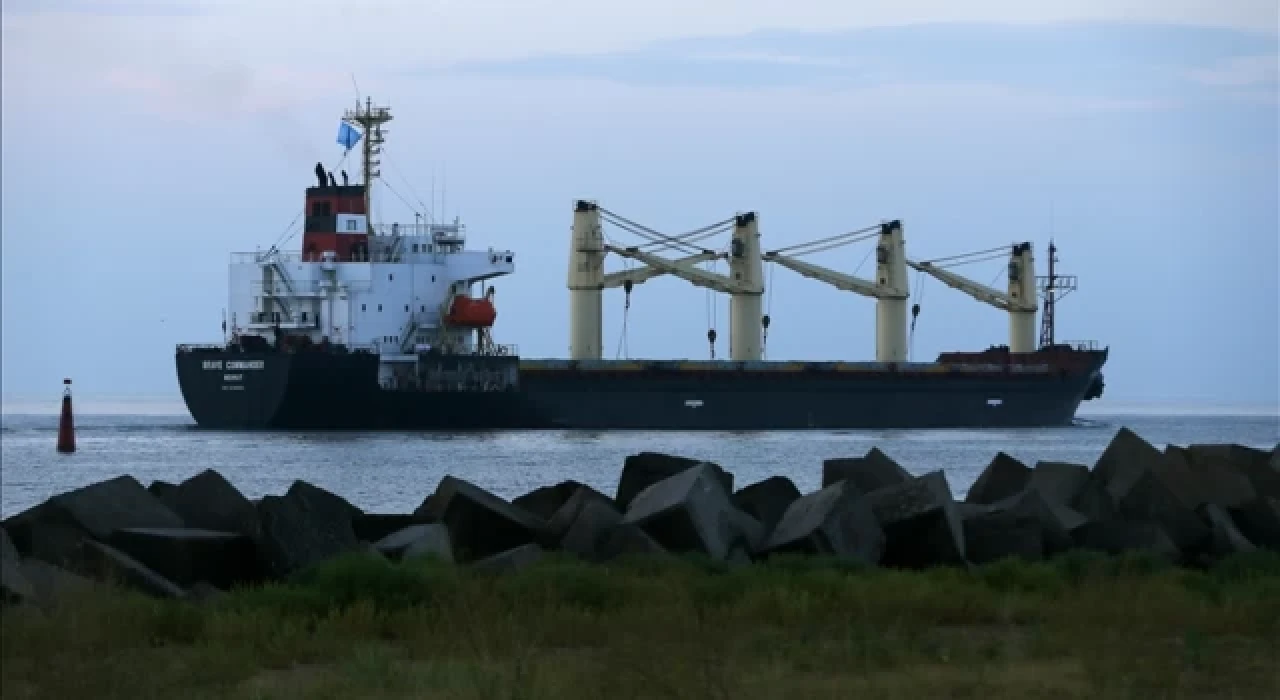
175;346;293;428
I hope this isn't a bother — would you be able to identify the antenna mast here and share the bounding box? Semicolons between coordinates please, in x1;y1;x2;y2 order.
342;97;392;232
1036;240;1078;348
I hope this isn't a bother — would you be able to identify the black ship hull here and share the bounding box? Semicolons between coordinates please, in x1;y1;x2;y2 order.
175;346;1108;431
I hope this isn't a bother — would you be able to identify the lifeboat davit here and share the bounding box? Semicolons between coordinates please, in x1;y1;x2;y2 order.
445;294;497;328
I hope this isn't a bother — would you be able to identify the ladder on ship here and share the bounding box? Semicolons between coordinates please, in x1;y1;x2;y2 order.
263;256;296;319
399;313;420;353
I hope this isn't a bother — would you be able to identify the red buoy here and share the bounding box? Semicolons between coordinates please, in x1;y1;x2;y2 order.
57;378;75;454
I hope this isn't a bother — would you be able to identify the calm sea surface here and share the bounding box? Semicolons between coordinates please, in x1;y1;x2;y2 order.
2;404;1276;518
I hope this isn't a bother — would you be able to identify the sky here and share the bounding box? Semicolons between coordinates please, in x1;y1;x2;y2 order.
2;0;1278;412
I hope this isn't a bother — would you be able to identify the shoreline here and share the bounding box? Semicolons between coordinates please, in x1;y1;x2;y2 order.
3;551;1279;698
3;431;1278;696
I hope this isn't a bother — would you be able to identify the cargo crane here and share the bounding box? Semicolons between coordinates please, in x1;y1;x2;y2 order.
906;242;1039;353
762;220;910;363
566;200;764;361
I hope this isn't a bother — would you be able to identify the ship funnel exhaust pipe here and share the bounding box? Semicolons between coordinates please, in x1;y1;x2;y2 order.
57;378;76;454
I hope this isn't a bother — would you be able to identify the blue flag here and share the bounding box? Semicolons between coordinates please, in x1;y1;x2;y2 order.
337;121;362;151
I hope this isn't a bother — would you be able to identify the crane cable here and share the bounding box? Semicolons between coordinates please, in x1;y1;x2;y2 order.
910;269;927;362
615;261;633;360
705;257;718;359
763;262;775;360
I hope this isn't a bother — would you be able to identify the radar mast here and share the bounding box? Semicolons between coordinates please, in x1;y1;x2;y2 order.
342;97;392;232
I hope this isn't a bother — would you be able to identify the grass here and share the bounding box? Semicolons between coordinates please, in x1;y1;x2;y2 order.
3;549;1280;699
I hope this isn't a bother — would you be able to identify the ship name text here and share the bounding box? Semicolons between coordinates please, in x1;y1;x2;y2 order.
203;360;265;371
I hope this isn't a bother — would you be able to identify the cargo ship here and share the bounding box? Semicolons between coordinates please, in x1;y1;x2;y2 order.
175;97;1107;430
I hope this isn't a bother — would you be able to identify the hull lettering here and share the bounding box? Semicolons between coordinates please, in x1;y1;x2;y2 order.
204;360;263;371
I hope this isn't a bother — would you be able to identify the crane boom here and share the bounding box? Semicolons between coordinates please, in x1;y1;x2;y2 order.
905;259;1035;312
602;251;722;289
605;244;758;295
762;253;905;299
907;242;1040;353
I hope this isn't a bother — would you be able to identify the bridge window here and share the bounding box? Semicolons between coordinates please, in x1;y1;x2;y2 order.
378;304;383;312
361;304;366;312
412;244;419;253
346;219;359;231
389;273;394;281
405;305;409;312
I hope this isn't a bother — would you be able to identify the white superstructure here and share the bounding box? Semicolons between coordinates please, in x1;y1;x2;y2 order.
224;98;516;387
228;221;515;355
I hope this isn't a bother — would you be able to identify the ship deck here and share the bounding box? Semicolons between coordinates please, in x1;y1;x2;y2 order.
517;358;1063;375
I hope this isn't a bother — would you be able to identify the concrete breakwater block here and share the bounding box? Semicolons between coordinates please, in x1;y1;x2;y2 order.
107;527;261;589
473;543;543;574
559;500;625;560
353;514;434;544
760;480;884;565
418;476;547;562
373;524;453;563
1230;497;1280;552
598;523;668;560
2;528;34;604
822;447;912;492
986;487;1088;555
1198;504;1257;557
161;469;262;539
1165;446;1256;509
963;510;1045;564
3;475;184;547
965;452;1031;506
616;452;735;511
513;480;592;522
256;486;363;579
621;463;756;561
1186;444;1279;500
3;434;1278;607
732;476;802;534
867;470;966;568
1027;461;1091;507
1073;520;1181;562
544;485;617;543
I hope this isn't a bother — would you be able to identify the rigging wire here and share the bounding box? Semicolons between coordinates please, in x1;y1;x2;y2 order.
602;215;705;256
379;178;421;217
599;208;735;256
382;151;433;221
919;244;1008;266
767;224;880;257
637;222;735;253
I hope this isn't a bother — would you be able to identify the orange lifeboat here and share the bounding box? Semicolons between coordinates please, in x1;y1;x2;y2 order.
445;294;497;328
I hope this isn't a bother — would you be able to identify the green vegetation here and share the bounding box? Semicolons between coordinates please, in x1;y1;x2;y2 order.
4;550;1280;700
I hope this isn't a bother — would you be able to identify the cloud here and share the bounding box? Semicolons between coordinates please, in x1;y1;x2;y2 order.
1188;54;1279;87
1;0;215;17
100;64;340;121
3;3;1275;126
430;22;1278;110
